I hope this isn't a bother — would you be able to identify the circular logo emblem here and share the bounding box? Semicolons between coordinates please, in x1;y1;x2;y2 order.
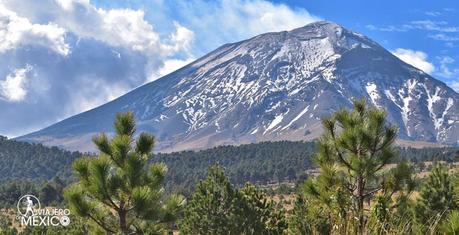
17;195;40;217
60;216;71;226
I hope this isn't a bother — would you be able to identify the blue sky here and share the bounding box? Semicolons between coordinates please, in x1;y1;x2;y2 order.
0;0;458;137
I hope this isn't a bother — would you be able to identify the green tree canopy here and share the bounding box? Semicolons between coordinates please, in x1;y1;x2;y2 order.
295;99;413;234
180;165;286;235
64;112;185;234
415;163;458;226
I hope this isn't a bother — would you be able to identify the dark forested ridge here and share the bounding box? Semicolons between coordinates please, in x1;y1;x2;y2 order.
153;141;317;192
0;136;81;183
0;135;458;191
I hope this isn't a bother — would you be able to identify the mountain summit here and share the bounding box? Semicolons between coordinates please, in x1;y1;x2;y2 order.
19;21;459;151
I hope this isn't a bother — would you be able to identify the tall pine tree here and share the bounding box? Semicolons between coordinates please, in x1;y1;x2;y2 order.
299;99;404;234
64;112;185;234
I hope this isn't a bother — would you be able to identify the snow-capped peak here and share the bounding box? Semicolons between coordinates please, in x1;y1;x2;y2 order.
19;21;459;152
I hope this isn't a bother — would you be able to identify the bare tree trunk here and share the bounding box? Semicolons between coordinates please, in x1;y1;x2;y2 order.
119;202;128;234
357;176;365;235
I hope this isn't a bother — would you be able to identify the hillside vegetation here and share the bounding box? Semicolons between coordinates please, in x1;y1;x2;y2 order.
0;136;458;190
0;137;81;183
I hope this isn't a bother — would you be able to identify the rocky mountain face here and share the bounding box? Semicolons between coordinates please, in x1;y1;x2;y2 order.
19;21;459;152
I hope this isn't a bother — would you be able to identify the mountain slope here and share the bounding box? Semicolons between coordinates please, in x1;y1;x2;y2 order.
19;21;459;152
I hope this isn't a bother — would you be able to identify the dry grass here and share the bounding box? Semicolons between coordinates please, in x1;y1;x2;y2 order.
1;208;23;232
270;194;297;211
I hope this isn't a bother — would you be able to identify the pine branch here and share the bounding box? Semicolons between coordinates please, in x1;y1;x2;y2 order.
329;128;355;171
363;186;382;197
88;214;116;234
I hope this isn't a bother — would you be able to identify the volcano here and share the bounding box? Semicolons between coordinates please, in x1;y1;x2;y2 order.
19;21;459;152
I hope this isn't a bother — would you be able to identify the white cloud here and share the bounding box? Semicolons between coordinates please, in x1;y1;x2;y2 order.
55;0;83;11
157;58;195;78
174;0;320;53
366;20;459;34
224;0;319;34
0;65;33;102
169;22;195;56
425;11;442;17
2;0;196;81
365;24;377;30
445;42;455;48
428;33;459;41
0;5;69;55
392;48;435;74
410;20;459;33
67;77;130;113
365;24;411;32
436;56;459;78
48;0;192;58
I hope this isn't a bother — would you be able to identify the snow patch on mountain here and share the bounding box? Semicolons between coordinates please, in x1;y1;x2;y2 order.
366;82;380;107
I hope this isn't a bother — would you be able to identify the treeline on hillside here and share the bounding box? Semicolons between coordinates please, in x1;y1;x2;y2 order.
153;141;316;192
0;137;81;183
0;177;65;207
154;143;459;191
0;135;458;191
0;137;316;188
401;146;459;163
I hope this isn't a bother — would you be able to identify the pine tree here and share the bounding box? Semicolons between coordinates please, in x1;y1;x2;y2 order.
366;161;417;233
300;99;402;234
39;182;59;205
415;163;458;225
180;165;286;234
239;183;287;234
180;165;244;235
288;193;331;235
64;112;185;234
